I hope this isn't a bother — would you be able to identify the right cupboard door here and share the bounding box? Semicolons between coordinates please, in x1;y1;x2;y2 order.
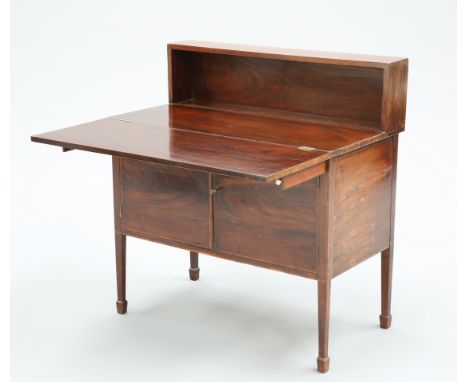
213;175;319;275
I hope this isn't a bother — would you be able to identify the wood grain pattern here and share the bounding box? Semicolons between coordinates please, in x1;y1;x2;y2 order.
213;175;318;274
331;138;393;277
118;104;385;151
381;60;409;133
122;225;317;279
168;41;408;131
31;41;408;374
31;115;329;182
280;162;326;190
189;53;384;127
120;158;210;248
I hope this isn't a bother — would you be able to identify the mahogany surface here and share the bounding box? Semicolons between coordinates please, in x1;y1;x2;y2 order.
31;104;388;182
188;54;384;126
331;138;394;276
120;158;211;248
213;175;319;274
31;41;408;374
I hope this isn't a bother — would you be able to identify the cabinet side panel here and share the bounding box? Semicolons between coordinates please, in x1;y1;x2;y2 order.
381;60;408;133
332;138;393;276
213;176;318;274
168;48;193;103
120;158;210;248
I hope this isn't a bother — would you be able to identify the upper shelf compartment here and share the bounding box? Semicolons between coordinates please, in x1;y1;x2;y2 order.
31;41;408;184
168;40;408;133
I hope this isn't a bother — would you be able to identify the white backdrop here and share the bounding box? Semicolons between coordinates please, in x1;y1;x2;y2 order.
11;1;456;381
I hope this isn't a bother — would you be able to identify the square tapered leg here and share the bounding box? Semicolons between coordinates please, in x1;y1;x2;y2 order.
189;251;200;281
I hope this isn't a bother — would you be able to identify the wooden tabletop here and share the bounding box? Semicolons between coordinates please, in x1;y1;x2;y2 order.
31;103;387;182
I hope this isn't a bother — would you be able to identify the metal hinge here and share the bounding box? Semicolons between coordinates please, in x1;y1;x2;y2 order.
298;146;317;151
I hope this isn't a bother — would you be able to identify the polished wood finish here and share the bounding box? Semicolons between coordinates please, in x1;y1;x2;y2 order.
382;61;408;133
187;53;384;127
125;228;316;279
189;251;200;281
279;162;326;190
213;175;319;274
31;41;408;374
331;138;394;277
168;41;408;132
120;158;210;248
119;104;384;151
30;102;391;183
31;113;329;182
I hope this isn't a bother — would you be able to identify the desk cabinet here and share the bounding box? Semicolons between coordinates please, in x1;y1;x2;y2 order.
31;41;408;373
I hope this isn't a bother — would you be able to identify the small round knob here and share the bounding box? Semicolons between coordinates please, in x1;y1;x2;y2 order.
275;179;282;186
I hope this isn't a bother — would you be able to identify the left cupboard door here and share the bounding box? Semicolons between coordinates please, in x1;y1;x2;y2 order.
119;158;211;248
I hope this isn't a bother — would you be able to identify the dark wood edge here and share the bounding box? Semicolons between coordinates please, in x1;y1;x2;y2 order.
112;156;123;232
280;162;326;190
317;159;336;282
208;173;214;249
62;147;74;152
167;41;407;68
30;134;331;183
381;60;408;133
388;135;399;251
31;126;393;184
167;45;174;103
119;228;317;279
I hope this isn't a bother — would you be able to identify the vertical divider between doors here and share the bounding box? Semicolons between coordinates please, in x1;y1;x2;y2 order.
209;173;215;249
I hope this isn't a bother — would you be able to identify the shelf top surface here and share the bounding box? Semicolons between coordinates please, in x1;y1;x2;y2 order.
31;103;387;182
169;40;407;68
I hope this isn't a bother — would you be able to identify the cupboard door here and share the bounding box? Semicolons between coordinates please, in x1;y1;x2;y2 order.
213;175;318;273
120;158;210;248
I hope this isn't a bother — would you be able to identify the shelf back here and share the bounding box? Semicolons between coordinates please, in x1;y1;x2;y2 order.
168;41;408;133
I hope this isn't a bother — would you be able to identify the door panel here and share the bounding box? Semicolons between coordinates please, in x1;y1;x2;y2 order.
213;175;318;273
120;158;210;248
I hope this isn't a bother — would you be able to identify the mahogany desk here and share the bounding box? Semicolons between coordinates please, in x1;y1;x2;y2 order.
31;41;408;373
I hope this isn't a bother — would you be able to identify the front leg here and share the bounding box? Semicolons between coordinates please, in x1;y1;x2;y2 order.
189;251;200;281
380;247;393;328
316;159;336;373
113;156;127;314
115;233;127;314
317;279;331;373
